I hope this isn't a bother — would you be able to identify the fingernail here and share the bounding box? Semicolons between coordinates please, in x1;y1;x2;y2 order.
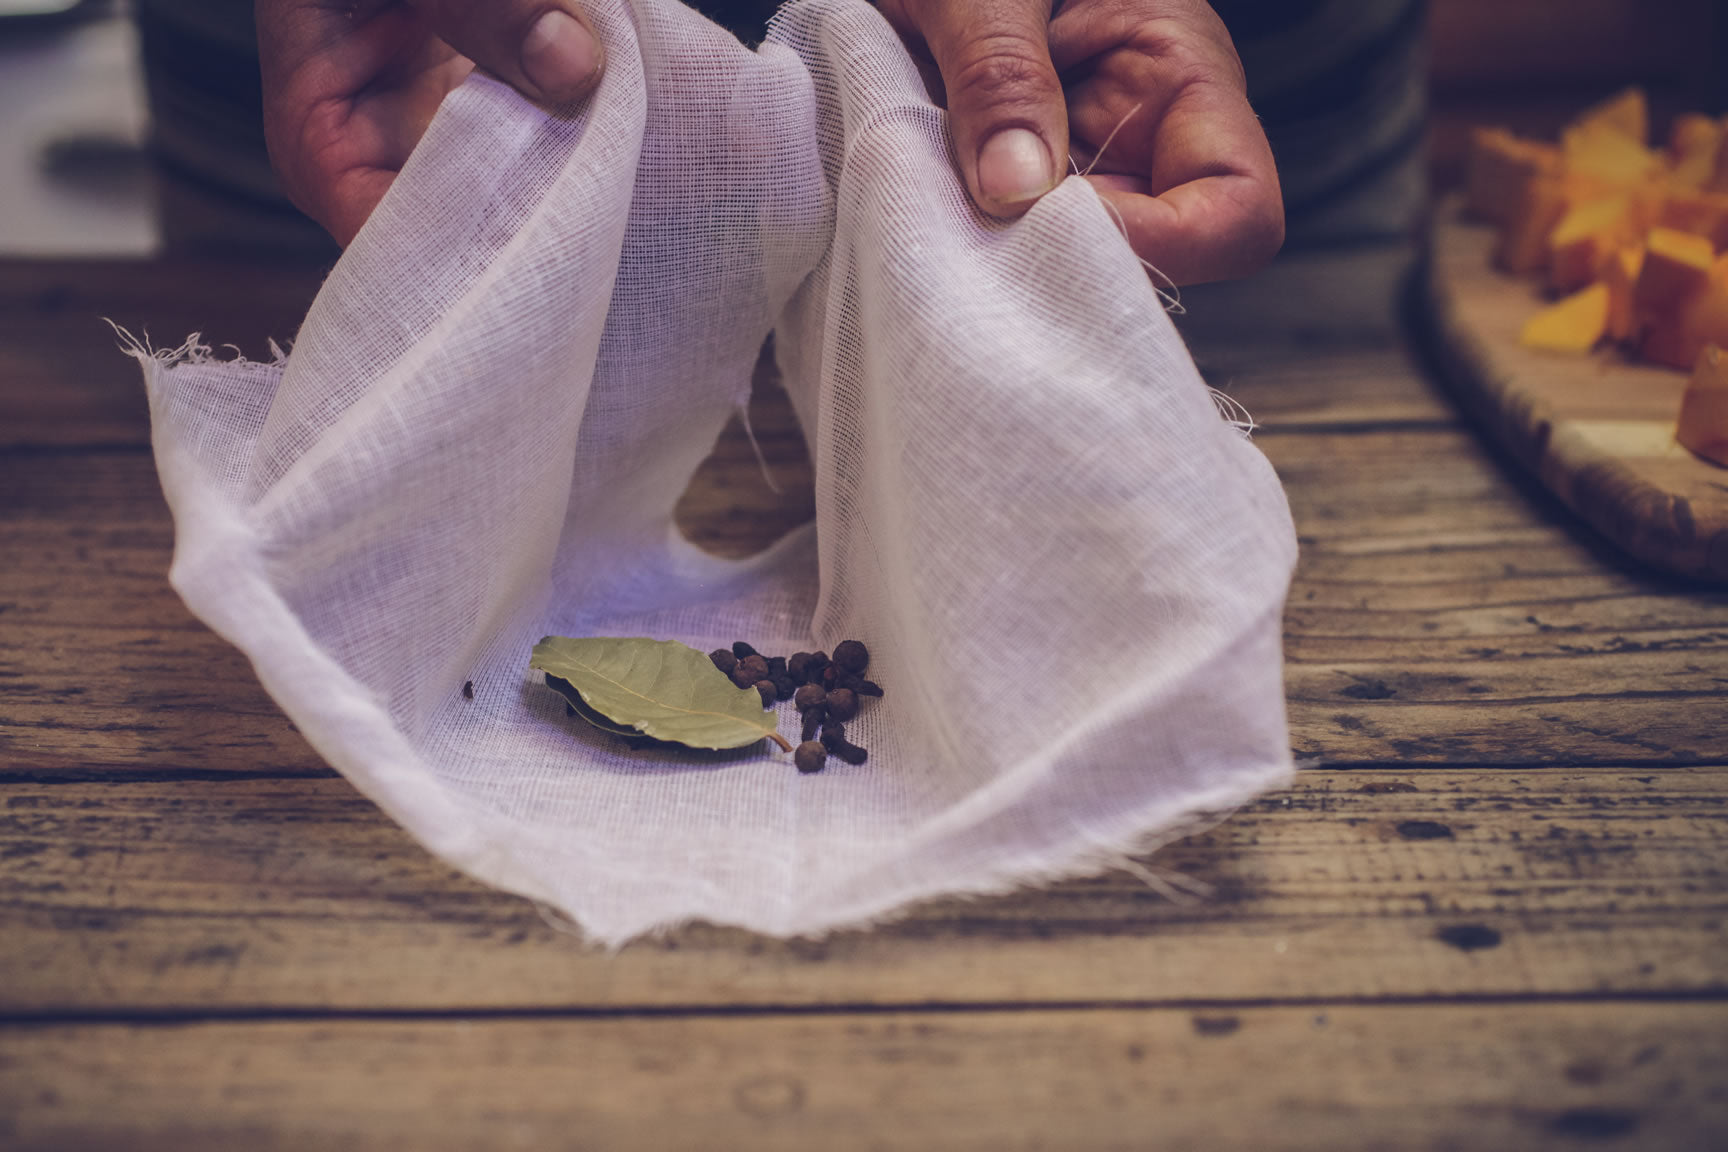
977;128;1055;209
522;9;601;102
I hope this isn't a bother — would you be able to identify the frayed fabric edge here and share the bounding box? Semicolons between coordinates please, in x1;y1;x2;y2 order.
107;321;290;371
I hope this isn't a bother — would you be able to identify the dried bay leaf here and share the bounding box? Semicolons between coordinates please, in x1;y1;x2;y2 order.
545;675;647;740
532;636;791;752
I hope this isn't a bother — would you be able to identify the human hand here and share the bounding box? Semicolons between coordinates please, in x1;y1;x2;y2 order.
258;0;605;246
874;0;1282;285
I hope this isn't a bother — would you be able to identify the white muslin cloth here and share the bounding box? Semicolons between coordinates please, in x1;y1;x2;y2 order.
137;0;1298;944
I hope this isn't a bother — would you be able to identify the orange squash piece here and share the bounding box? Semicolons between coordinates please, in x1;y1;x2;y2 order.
1644;256;1728;370
1521;282;1610;352
1547;195;1633;293
1496;174;1572;275
1562;122;1665;187
1603;245;1646;343
1677;345;1728;466
1660;190;1728;250
1669;114;1723;189
1567;87;1648;146
1711;116;1728;194
1633;227;1716;326
1465;128;1561;226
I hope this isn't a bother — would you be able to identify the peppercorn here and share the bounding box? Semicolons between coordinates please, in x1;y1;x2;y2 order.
754;680;777;708
710;649;738;675
772;674;797;702
787;652;813;680
801;707;823;742
462;680;474;700
794;741;827;774
833;639;869;675
825;687;858;722
766;655;787;678
731;641;758;660
793;684;827;712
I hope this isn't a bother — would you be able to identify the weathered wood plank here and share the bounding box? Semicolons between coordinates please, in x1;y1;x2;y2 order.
1200;348;1458;431
1;767;1722;1012
0;261;326;448
2;1002;1723;1151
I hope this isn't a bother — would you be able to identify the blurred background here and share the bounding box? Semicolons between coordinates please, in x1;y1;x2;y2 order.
0;0;1720;260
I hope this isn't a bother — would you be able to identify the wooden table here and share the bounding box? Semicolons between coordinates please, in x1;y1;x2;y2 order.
2;249;1725;1150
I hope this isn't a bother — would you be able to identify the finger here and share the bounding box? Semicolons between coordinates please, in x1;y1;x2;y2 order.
1050;4;1282;284
891;0;1067;218
1091;76;1282;284
408;0;603;106
1088;169;1282;285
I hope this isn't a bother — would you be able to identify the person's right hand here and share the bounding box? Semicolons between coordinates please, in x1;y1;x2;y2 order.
258;0;605;246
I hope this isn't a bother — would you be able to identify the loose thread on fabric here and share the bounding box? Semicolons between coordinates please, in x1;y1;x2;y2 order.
1114;857;1215;906
1094;196;1185;315
1207;386;1258;435
1065;102;1187;316
534;899;591;940
1078;102;1144;178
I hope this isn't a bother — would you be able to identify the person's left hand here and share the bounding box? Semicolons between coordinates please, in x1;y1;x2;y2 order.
258;0;605;246
874;0;1283;285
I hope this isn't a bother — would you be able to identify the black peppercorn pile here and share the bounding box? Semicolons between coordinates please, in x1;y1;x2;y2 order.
711;640;883;773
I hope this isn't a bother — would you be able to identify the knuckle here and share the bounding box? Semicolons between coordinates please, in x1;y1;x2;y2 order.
945;34;1059;109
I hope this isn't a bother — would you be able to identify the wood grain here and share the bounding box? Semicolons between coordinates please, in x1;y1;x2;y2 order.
2;767;1722;1013
1422;200;1728;582
5;250;1726;1151
9;422;1726;775
3;1002;1723;1151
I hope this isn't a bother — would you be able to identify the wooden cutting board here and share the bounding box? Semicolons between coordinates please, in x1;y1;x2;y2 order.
1422;197;1728;582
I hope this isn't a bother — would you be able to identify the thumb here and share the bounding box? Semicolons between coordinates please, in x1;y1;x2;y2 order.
409;0;604;106
909;0;1067;217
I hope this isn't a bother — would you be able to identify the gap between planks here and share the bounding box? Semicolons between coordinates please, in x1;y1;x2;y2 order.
2;986;1727;1028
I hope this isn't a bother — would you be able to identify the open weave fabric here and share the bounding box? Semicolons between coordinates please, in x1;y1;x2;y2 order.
138;0;1298;944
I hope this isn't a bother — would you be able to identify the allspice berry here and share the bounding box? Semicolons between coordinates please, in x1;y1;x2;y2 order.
737;654;770;683
794;741;828;774
833;639;870;675
820;722;868;765
793;684;827;713
710;649;738;675
754;680;777;708
731;641;759;659
825;687;858;722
